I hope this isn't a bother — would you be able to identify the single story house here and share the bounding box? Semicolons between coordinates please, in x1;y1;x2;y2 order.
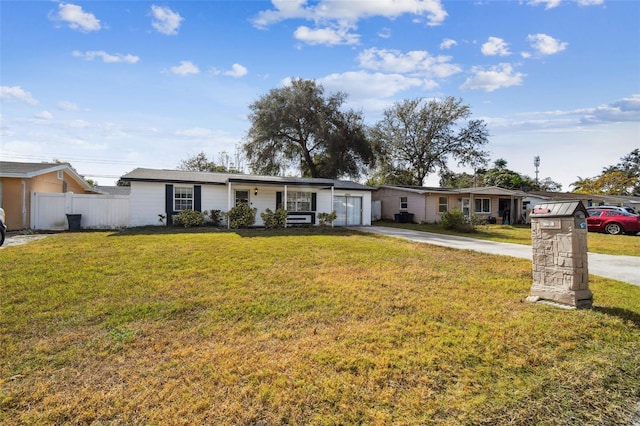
120;168;373;227
373;185;526;224
524;191;640;214
0;161;95;230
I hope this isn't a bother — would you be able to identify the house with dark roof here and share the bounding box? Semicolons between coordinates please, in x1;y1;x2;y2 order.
373;185;527;224
0;161;95;230
120;168;373;227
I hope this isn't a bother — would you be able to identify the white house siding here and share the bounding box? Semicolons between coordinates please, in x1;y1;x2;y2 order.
129;181;371;227
129;182;166;226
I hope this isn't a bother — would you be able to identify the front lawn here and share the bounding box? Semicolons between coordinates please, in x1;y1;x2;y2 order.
1;229;639;424
376;221;640;256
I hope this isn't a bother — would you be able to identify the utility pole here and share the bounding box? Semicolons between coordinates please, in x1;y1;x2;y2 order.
534;156;540;185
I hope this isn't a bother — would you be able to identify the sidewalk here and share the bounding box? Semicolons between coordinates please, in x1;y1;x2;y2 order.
353;226;640;286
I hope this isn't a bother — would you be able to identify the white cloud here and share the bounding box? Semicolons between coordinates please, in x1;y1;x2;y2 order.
212;64;249;78
460;63;525;92
0;86;38;105
481;37;511;56
150;5;183;35
357;48;461;78
294;24;360;45
253;0;448;28
378;27;392;39
576;0;604;5
527;33;568;55
57;101;79;111
580;94;640;123
72;50;140;64
225;64;248;78
527;0;562;9
317;71;435;102
51;3;101;32
440;38;457;49
35;111;53;120
169;61;200;76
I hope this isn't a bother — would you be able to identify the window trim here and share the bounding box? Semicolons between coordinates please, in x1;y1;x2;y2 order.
287;191;312;212
400;196;408;211
474;198;491;214
438;196;448;214
174;186;194;211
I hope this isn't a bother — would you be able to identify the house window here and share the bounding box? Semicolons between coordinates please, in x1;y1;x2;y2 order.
57;170;64;180
287;191;311;212
438;196;448;213
235;190;249;206
474;198;491;214
174;186;194;211
400;196;408;210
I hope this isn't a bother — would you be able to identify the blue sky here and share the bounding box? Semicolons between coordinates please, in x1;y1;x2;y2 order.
1;0;638;189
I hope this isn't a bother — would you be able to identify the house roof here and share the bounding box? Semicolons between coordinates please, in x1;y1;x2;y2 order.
377;184;526;197
526;190;640;205
94;185;131;196
0;161;94;191
120;168;374;191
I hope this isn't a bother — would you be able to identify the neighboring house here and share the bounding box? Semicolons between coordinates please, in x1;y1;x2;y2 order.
524;191;640;216
373;185;526;224
120;168;373;227
0;161;95;230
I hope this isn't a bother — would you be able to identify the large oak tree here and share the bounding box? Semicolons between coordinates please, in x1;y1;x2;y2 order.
370;97;489;186
243;79;374;179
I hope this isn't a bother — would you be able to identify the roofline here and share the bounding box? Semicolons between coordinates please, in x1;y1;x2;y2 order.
1;163;94;191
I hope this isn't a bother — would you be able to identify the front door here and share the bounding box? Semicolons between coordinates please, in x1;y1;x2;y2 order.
461;198;470;216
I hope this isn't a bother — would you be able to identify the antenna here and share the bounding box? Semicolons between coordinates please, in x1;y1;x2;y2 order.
534;156;540;184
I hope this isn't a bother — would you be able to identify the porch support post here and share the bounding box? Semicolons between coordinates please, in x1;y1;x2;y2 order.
283;185;288;229
510;195;515;225
331;185;335;227
227;181;231;229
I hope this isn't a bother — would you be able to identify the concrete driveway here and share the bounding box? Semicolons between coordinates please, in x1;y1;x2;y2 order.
354;226;640;286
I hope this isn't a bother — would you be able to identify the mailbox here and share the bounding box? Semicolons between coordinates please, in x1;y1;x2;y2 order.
528;200;592;309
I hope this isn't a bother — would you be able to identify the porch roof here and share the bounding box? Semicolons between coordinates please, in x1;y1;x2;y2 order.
377;184;526;197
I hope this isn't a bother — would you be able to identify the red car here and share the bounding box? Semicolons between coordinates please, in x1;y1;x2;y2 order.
587;208;640;235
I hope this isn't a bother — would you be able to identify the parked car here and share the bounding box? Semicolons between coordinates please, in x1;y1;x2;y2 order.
587;207;640;235
593;205;639;216
0;207;5;247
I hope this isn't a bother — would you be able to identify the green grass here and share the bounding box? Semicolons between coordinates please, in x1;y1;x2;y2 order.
376;221;640;256
1;229;639;425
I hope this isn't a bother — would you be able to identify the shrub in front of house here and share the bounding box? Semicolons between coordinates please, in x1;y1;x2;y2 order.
318;211;337;227
226;203;257;229
206;209;223;227
440;208;476;233
172;209;205;228
261;208;287;229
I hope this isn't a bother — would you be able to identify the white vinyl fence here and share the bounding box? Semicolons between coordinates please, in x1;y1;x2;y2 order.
31;192;130;230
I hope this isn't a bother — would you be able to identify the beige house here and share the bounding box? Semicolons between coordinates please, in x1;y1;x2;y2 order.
0;162;95;230
373;185;527;224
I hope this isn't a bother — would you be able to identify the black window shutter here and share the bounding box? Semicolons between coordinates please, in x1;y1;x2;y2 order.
194;185;202;211
165;184;174;226
276;192;282;209
311;193;317;211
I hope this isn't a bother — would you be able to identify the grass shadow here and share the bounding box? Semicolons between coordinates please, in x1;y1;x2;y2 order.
593;306;640;328
106;225;360;239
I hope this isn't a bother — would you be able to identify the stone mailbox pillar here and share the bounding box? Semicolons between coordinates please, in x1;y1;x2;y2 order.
527;200;592;309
